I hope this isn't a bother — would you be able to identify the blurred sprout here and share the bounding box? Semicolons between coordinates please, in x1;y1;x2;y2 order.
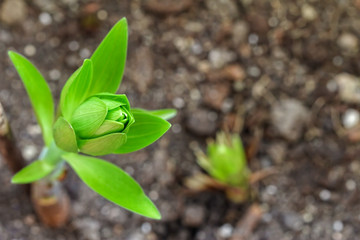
186;131;251;203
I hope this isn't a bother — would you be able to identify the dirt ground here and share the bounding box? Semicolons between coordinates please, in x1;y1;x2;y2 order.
1;0;360;239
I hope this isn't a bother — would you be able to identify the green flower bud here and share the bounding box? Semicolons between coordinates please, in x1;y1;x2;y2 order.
53;93;135;156
196;132;250;187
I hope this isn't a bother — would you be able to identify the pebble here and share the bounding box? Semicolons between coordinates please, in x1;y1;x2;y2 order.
186;109;218;136
182;205;206;227
203;83;230;110
301;4;318;21
319;189;331;201
282;212;303;231
337;33;358;52
0;0;27;25
97;9;108;20
22;144;38;161
217;223;233;238
208;49;236;69
342;109;360;128
335;73;360;103
73;218;101;240
232;21;249;45
49;69;61;81
173;97;185;109
39;12;52;25
205;0;239;20
141;222;152;234
345;179;356;191
271;99;310;141
333;220;344;232
24;45;37;57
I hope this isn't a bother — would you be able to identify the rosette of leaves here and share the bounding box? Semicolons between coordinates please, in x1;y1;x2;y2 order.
186;132;251;203
8;18;176;219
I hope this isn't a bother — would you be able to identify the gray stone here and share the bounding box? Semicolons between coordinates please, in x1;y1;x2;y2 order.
182;204;206;227
335;73;360;103
271;99;309;141
0;0;27;25
186;109;218;136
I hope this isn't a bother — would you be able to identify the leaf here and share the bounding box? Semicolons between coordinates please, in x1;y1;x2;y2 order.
115;112;171;154
78;132;127;156
132;108;177;120
89;18;128;95
8;51;54;146
63;153;161;219
92;120;124;137
53;117;78;152
59;68;81;115
61;59;93;120
70;97;107;138
12;160;55;184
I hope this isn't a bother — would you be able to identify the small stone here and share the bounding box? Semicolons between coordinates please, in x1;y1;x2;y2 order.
232;21;249;45
0;0;27;25
342;109;360;128
24;45;36;57
333;220;344;232
345;179;356;191
265;185;277;195
335;73;360;103
68;41;80;51
173;97;185;109
141;222;152;234
74;218;101;240
49;69;61;81
208;49;236;69
301;4;317;21
338;33;358;52
186;109;218;136
319;189;331;201
282;212;303;231
97;9;108;20
217;223;233;238
182;205;206;227
205;0;239;20
271;99;310;141
203;83;230;110
39;12;52;25
22;145;38;161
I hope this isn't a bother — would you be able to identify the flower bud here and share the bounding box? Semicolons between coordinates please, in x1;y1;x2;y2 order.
196;132;249;187
53;93;134;156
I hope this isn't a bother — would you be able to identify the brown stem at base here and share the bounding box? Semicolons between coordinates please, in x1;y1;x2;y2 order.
31;179;70;228
0;102;26;173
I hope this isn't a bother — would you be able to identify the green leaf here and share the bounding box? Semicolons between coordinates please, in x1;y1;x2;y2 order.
8;51;54;146
89;18;128;95
53;117;78;152
59;68;81;115
61;59;93;120
63;153;161;219
78;132;127;156
132;108;177;120
12;160;55;184
115;112;171;154
70;97;107;138
92;120;125;137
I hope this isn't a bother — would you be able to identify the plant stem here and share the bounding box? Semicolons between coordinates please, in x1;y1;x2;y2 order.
0;102;26;174
32;142;70;227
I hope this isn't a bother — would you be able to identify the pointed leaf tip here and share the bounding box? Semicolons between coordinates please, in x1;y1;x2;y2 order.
63;153;162;219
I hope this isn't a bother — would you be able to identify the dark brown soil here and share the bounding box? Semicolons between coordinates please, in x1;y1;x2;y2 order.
1;0;360;239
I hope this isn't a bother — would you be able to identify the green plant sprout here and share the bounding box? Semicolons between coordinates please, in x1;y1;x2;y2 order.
186;131;251;203
8;18;176;220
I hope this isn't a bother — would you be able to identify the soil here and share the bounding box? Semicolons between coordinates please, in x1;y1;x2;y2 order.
1;0;360;239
